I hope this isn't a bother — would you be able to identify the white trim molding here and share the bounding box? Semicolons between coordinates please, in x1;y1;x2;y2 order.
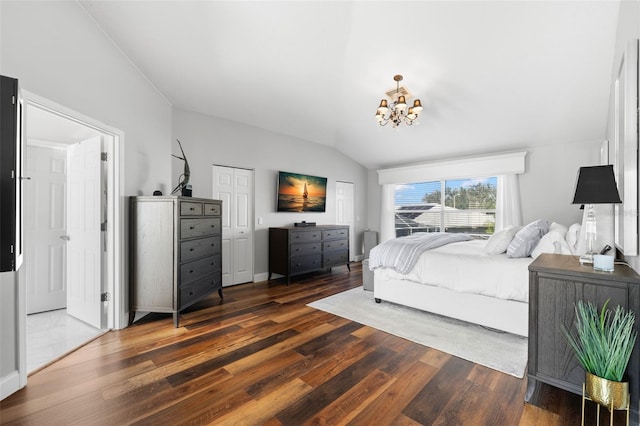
377;151;528;185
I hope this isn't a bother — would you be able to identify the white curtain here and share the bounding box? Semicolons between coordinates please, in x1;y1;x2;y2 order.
496;174;523;231
380;184;396;242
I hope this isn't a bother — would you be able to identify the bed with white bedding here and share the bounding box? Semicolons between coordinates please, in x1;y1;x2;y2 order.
370;234;535;337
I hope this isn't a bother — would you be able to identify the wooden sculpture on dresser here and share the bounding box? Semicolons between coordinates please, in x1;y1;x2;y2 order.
171;139;191;195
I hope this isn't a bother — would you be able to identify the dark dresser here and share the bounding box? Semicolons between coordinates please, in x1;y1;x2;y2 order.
130;196;223;327
268;225;350;284
526;253;640;422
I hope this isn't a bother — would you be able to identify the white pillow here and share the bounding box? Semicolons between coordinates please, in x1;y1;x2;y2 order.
549;222;568;238
531;230;573;259
507;219;550;258
566;223;581;255
484;226;520;255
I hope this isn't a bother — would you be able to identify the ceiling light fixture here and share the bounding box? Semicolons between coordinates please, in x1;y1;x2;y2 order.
375;75;423;127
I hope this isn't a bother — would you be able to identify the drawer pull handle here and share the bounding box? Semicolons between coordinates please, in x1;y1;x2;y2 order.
190;207;195;211
189;291;195;296
189;270;194;274
190;248;195;251
190;226;195;230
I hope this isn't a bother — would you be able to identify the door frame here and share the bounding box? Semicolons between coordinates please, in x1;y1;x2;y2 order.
16;91;125;388
21;91;125;329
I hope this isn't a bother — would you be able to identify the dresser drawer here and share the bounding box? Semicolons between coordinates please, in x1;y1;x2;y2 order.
180;201;203;216
180;254;221;285
181;218;221;239
291;241;322;257
179;274;221;309
204;203;221;216
180;236;220;262
324;250;348;267
290;254;321;274
323;228;348;240
323;239;348;252
290;230;321;243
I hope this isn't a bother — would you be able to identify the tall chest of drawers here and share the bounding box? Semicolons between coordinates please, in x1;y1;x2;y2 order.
130;196;223;327
268;225;350;284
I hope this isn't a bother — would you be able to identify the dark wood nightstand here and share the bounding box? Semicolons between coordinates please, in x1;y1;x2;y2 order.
526;253;640;423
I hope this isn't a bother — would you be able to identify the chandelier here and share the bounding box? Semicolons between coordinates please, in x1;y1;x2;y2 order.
375;75;423;127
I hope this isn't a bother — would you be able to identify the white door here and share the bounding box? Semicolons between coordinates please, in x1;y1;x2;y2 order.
66;136;103;328
212;166;254;286
614;39;639;255
336;181;355;261
25;144;67;314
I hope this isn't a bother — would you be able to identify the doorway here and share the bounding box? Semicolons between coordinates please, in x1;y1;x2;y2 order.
212;165;254;286
335;181;356;261
22;98;121;373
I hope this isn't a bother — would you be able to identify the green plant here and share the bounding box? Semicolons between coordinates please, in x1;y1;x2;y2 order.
562;299;637;382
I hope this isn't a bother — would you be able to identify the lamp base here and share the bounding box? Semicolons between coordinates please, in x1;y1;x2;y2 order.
579;253;594;264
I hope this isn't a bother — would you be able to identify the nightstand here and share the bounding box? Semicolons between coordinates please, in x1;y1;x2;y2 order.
526;253;640;423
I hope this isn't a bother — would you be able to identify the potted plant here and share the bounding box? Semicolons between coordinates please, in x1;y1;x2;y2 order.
563;299;637;410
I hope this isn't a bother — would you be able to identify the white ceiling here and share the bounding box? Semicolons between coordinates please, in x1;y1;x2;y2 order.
26;104;102;146
77;1;620;169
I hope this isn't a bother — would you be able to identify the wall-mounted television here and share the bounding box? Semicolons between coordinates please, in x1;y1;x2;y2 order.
276;171;327;212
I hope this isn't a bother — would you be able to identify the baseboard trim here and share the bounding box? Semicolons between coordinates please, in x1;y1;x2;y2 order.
1;370;21;400
254;272;270;283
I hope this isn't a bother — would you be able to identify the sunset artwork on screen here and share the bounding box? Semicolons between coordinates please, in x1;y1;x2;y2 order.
277;171;327;212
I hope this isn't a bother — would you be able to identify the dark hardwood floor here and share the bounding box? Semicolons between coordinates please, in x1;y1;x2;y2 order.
0;262;628;425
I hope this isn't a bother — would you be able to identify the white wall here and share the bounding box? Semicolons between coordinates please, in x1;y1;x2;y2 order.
606;0;640;270
0;0;172;396
519;140;601;225
366;139;601;235
172;108;369;278
1;1;172;196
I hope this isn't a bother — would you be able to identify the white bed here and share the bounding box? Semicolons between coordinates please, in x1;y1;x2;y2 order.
372;239;533;337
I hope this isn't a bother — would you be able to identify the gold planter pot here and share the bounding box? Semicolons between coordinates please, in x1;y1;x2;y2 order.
585;372;629;410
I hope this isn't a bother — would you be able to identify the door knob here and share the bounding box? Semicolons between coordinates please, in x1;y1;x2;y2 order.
60;235;71;241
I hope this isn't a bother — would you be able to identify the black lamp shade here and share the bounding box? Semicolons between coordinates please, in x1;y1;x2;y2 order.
572;165;622;204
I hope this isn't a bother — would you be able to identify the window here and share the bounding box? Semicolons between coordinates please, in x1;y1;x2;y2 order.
394;177;497;237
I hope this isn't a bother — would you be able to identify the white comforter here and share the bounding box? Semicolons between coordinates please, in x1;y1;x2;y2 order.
368;232;473;274
375;239;532;302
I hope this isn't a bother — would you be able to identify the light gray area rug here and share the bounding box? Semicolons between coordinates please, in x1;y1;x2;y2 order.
308;287;528;378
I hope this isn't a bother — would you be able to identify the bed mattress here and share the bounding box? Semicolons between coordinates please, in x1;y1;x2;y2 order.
374;239;532;302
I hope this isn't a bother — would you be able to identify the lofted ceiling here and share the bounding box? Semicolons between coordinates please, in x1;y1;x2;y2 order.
78;1;620;170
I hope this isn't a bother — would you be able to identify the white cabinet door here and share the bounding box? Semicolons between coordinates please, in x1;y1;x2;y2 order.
25;145;67;314
336;181;355;261
212;166;253;286
66;136;103;328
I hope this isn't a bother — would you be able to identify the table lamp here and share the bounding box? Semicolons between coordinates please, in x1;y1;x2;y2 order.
572;165;622;264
